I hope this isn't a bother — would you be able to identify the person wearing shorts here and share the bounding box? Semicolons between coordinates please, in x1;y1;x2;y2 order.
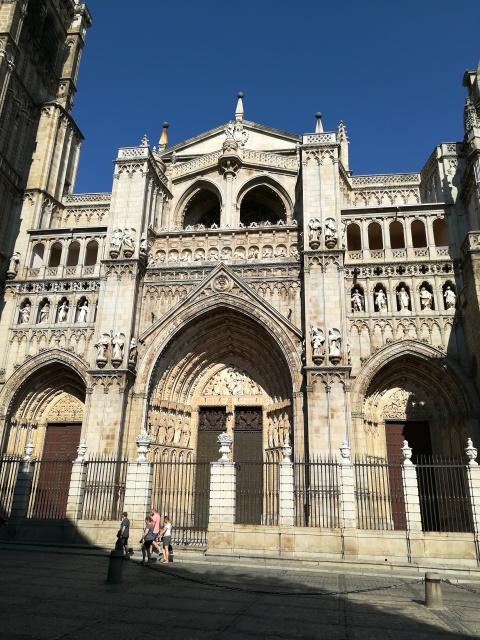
159;515;172;564
140;516;155;564
150;508;161;555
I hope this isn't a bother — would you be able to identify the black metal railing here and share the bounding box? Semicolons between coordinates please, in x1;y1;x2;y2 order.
80;458;128;521
27;459;75;519
0;455;21;519
294;457;341;527
415;455;474;533
151;461;210;546
235;461;279;525
354;457;406;530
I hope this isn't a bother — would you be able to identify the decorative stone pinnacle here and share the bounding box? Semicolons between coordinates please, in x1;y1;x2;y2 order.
217;432;233;461
465;438;478;466
136;429;151;462
401;440;413;465
235;92;244;122
281;434;292;462
158;122;169;150
75;440;87;462
339;440;351;462
140;134;149;148
315;112;323;133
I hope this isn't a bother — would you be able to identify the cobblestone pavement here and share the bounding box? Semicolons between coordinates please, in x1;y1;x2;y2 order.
0;548;479;639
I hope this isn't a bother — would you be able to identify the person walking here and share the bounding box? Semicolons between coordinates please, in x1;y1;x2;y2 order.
118;511;130;558
140;516;155;564
159;515;172;564
150;508;161;555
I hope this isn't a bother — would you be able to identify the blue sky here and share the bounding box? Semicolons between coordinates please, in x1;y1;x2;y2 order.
73;1;480;193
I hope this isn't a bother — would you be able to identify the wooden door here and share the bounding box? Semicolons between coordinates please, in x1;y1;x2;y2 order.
234;407;263;524
195;408;226;528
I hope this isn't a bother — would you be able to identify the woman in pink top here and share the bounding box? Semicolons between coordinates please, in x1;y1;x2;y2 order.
150;509;161;555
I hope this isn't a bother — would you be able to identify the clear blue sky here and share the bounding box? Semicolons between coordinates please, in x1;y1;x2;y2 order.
73;0;480;193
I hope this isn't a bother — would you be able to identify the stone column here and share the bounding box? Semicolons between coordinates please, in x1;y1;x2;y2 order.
10;442;34;518
207;433;236;553
338;441;356;528
123;431;153;534
401;440;422;531
279;441;295;526
66;441;88;521
465;439;480;562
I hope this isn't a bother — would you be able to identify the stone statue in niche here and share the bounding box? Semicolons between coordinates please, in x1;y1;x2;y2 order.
94;333;110;366
328;328;342;364
109;229;123;258
324;218;338;248
77;300;89;323
128;338;138;365
57;300;69;323
444;285;456;309
397;287;410;311
268;418;279;448
139;234;148;258
375;288;387;312
39;301;50;324
310;325;325;364
222;247;233;260
158;422;167;445
19;303;31;324
419;286;433;310
181;420;191;447
308;218;322;249
173;419;182;445
122;229;135;257
351;288;364;312
166;421;175;444
111;331;125;366
6;252;20;279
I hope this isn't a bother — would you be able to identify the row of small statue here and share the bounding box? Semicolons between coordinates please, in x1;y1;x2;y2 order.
308;217;344;249
18;298;90;325
149;418;192;448
310;326;342;364
183;219;293;231
147;244;300;265
94;331;137;367
109;228;147;259
351;284;457;313
267;414;290;449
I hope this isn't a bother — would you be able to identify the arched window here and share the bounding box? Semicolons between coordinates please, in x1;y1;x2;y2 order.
48;242;62;267
84;240;98;266
347;223;361;250
411;220;427;247
31;243;45;268
433;218;448;246
389;221;405;249
368;222;383;250
183;188;221;229
239;184;286;226
66;241;80;266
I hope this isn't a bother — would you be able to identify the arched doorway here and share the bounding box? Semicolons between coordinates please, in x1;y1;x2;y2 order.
147;308;293;526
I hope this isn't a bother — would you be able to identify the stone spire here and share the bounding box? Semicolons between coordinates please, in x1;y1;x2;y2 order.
158;121;169;151
315;112;323;133
235;91;244;122
337;120;349;170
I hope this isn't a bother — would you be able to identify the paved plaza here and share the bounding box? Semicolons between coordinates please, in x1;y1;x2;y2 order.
0;547;479;639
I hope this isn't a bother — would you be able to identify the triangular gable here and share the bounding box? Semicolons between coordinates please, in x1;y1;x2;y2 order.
140;263;302;342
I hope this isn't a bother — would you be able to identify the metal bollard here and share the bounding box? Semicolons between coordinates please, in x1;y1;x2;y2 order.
107;549;124;584
425;572;443;608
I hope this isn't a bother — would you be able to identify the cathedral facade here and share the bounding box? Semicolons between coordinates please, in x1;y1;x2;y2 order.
1;0;480;477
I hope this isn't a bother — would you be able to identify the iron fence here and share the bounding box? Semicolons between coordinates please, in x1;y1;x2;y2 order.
235;461;279;525
80;458;128;521
354;457;406;530
415;455;474;533
294;457;341;527
0;455;21;519
151;461;210;546
27;459;74;519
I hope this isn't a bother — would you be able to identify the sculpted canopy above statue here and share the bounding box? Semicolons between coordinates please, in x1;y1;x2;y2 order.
203;366;262;396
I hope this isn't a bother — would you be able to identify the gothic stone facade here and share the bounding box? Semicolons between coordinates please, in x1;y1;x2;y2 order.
1;1;480;469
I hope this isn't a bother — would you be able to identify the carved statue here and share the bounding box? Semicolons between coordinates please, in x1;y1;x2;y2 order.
158;423;167;445
19;303;31;324
94;333;110;364
375;288;387;312
77;300;89;323
109;229;123;257
173;420;182;445
57;300;69;323
444;285;456;309
324;218;338;248
397;287;410;311
122;228;135;257
139;233;148;257
39;302;50;324
419;286;433;310
6;251;20;279
111;331;125;364
328;328;342;364
308;218;322;248
310;325;325;364
351;288;364;312
181;421;191;448
128;338;138;365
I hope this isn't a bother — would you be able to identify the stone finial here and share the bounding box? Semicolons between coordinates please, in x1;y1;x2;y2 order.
158;121;169;151
315;112;323;133
401;439;413;465
135;429;151;462
217;432;233;462
24;441;34;462
339;440;351;463
75;440;87;462
235;91;244;122
281;434;292;462
140;134;149;148
465;438;478;466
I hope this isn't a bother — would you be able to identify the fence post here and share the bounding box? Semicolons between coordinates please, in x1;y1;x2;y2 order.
279;440;295;526
401;440;422;531
465;438;480;563
123;430;153;534
66;441;88;521
339;441;356;528
208;433;236;551
10;442;34;518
